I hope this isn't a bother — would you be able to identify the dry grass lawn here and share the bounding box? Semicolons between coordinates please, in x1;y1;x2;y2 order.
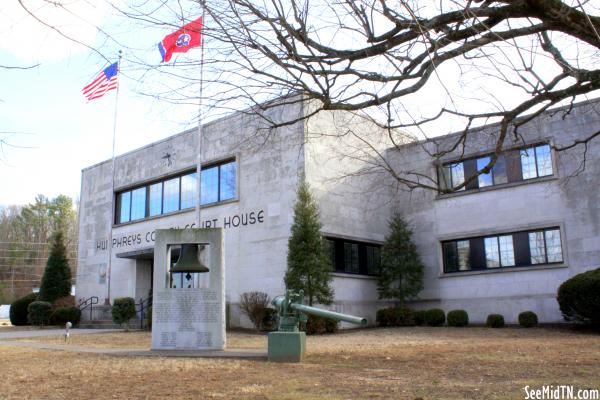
1;327;598;399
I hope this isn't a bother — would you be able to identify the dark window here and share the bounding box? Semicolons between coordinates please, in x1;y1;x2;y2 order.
483;235;515;268
366;245;381;275
440;144;553;192
442;227;563;273
115;159;237;224
440;162;465;191
344;242;359;274
327;237;381;276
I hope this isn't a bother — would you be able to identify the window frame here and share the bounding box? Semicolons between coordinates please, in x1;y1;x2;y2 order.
441;227;564;274
114;158;237;225
438;143;554;194
326;237;382;277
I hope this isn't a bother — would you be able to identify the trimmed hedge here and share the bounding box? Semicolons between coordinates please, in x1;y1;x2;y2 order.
28;301;53;326
111;297;136;329
447;310;469;327
9;293;38;326
557;267;600;327
413;310;426;326
50;307;81;326
52;295;75;309
518;311;538;328
376;307;415;327
424;308;446;326
486;314;505;328
304;314;339;335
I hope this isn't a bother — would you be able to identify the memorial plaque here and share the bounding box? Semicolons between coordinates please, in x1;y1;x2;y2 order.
151;229;225;351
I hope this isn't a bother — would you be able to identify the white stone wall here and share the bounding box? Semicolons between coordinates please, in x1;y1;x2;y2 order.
390;99;600;323
77;100;308;327
76;96;600;327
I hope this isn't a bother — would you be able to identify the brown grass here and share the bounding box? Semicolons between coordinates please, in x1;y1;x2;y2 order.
1;327;599;399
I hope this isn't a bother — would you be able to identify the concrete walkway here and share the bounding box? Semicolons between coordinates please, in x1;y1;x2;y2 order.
0;328;267;360
0;328;120;340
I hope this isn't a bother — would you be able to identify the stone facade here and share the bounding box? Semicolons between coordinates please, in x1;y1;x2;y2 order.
76;96;600;327
76;99;399;328
392;99;600;323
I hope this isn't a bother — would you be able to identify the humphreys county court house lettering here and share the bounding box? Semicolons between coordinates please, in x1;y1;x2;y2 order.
95;209;265;251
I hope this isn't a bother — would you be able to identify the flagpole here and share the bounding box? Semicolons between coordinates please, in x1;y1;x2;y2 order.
195;12;206;228
106;50;123;305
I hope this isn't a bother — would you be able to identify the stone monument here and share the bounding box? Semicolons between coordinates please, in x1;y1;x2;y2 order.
151;228;225;350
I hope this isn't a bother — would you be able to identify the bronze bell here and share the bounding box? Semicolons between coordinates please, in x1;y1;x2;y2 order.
171;244;209;273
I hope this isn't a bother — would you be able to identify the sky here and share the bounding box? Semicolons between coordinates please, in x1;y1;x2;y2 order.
0;1;597;207
0;1;199;206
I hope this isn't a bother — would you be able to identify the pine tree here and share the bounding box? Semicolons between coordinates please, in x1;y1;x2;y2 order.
377;213;424;305
39;231;72;303
284;180;334;306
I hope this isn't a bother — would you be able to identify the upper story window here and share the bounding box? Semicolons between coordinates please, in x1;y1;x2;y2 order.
439;143;553;192
326;237;381;276
201;161;236;205
115;159;237;224
442;227;563;273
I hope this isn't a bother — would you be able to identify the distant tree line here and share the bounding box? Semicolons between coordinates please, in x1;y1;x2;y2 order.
0;194;77;303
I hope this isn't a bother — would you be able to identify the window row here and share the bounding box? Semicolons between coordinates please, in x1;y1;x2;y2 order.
440;143;553;192
326;237;381;276
442;227;563;273
116;159;237;224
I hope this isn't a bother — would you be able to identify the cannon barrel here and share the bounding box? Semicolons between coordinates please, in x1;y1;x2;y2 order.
291;303;367;325
272;296;366;325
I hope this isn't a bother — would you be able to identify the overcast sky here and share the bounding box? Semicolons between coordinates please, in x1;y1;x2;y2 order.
0;1;199;206
1;1;597;208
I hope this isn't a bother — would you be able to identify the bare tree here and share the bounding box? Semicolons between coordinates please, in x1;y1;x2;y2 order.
13;0;600;191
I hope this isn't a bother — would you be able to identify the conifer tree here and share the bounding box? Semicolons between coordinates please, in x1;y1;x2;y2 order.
39;231;72;303
285;180;333;306
377;213;424;305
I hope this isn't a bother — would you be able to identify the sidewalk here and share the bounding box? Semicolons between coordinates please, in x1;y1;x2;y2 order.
0;328;267;359
0;328;121;340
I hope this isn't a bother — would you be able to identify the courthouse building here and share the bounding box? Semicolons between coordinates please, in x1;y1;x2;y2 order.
76;97;600;326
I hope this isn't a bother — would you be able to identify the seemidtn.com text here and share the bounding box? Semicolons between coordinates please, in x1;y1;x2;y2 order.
523;386;599;400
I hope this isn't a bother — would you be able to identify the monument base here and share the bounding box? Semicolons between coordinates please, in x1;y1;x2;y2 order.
267;331;306;362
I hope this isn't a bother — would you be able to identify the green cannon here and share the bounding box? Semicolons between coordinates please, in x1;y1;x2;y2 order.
268;289;367;362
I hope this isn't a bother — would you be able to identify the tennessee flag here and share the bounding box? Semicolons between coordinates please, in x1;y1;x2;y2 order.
158;17;203;63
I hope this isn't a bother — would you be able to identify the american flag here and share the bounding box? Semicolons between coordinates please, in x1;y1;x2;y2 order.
82;62;118;101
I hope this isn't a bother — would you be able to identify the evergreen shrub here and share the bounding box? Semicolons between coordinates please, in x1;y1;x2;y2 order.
39;231;72;303
376;306;415;327
304;314;339;335
50;307;81;326
413;310;427;326
112;297;136;330
518;311;538;328
285;180;334;306
486;314;505;328
9;293;38;326
27;301;52;326
557;268;600;328
447;309;469;327
377;213;424;304
424;308;446;326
